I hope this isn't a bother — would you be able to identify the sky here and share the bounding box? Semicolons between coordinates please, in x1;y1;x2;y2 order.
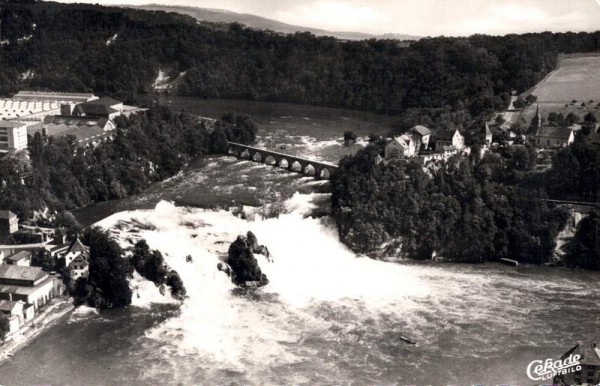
52;0;600;36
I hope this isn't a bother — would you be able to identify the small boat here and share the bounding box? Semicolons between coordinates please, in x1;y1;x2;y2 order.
400;335;417;345
500;258;519;266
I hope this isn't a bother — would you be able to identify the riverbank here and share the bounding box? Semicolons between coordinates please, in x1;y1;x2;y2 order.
0;299;74;366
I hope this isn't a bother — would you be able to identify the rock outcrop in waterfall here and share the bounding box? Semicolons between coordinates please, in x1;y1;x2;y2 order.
219;231;270;287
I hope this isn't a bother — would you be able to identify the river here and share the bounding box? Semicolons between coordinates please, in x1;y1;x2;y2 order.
0;98;598;385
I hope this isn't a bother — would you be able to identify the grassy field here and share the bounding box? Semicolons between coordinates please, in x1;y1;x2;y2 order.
533;55;600;103
520;55;600;126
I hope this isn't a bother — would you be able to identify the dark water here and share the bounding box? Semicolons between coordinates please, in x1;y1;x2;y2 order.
1;98;599;386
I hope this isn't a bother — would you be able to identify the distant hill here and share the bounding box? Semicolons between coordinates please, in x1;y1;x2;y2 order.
131;4;421;41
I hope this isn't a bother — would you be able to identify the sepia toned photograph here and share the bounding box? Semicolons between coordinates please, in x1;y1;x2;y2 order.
0;0;599;384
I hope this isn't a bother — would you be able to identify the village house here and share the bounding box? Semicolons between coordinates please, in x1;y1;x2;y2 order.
529;126;575;148
51;238;90;279
0;210;19;240
409;125;432;151
72;96;123;119
0;299;27;333
385;125;434;160
554;342;600;385
40;115;117;148
3;251;32;266
434;128;465;151
526;105;575;148
385;134;416;159
0;265;58;312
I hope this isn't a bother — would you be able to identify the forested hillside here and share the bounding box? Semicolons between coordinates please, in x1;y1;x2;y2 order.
331;142;568;264
0;1;599;117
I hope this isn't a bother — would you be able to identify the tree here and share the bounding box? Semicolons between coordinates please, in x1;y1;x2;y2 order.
84;227;133;309
564;212;600;270
31;250;57;271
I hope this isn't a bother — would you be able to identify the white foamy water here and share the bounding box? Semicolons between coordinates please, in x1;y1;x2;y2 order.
86;193;600;385
92;196;437;380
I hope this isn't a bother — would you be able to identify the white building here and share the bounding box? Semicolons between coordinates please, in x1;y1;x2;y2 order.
0;121;28;152
385;134;418;159
435;128;465;150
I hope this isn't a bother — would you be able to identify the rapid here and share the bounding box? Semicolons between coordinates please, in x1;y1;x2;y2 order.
0;99;598;385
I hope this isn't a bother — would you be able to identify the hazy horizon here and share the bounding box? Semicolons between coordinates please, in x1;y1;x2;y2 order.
51;0;600;37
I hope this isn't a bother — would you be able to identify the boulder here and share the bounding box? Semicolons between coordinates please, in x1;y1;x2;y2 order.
225;233;270;287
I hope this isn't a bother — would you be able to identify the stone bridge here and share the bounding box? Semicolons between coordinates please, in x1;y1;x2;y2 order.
227;142;338;179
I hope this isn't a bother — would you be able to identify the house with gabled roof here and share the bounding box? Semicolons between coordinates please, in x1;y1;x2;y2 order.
385;134;418;159
554;341;600;385
72;97;122;119
62;238;89;267
434;128;465;151
409;125;432;150
3;251;32;266
529;126;575;148
0;299;25;333
70;253;89;280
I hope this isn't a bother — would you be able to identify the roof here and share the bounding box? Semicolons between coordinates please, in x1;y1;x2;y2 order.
13;91;97;103
410;125;431;136
0;277;55;296
87;97;121;107
0;300;22;312
5;251;31;262
0;265;46;282
0;210;16;219
0;121;28;128
50;243;70;253
59;125;107;142
485;123;492;136
535;126;573;139
44;115;109;127
66;238;89;256
73;103;118;117
562;342;600;366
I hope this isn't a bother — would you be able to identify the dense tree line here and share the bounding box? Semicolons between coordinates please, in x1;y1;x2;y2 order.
331;144;568;264
564;212;600;270
76;227;133;309
0;106;256;218
547;132;600;202
0;2;599;113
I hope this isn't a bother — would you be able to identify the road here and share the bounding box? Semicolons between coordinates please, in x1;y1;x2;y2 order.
500;95;520;130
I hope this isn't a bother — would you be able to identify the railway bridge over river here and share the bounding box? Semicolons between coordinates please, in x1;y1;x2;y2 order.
227;142;338;180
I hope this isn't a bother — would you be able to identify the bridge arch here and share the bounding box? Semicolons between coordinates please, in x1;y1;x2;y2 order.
288;160;303;172
264;155;277;165
319;167;331;180
239;149;251;159
277;158;289;168
251;151;263;162
303;164;316;176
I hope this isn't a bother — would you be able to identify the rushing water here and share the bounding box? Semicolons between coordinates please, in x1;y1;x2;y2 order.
1;99;599;385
